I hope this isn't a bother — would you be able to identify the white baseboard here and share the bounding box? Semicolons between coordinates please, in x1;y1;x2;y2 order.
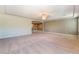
43;31;75;36
0;33;32;39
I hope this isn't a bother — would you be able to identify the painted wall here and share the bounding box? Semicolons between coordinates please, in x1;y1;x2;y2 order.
0;6;32;39
44;18;77;35
0;14;32;39
78;17;79;34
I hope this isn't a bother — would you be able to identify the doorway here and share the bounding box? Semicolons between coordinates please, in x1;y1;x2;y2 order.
32;21;43;32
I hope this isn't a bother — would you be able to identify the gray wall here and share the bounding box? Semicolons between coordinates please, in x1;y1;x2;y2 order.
44;18;77;35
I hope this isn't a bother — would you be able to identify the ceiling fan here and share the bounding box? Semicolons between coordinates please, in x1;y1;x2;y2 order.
39;11;49;20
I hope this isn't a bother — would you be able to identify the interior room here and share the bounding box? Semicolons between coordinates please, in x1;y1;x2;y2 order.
0;5;79;54
32;21;43;32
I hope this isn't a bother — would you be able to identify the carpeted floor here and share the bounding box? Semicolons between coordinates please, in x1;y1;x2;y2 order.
0;32;79;54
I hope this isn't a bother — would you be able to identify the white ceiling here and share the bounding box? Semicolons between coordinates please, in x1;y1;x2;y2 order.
3;5;79;20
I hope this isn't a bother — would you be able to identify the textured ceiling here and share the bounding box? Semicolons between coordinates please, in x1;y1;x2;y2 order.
4;5;79;20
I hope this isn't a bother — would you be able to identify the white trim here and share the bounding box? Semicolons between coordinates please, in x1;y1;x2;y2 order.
43;31;76;36
0;33;32;39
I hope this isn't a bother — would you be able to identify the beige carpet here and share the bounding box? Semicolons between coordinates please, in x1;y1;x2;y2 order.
0;32;79;54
